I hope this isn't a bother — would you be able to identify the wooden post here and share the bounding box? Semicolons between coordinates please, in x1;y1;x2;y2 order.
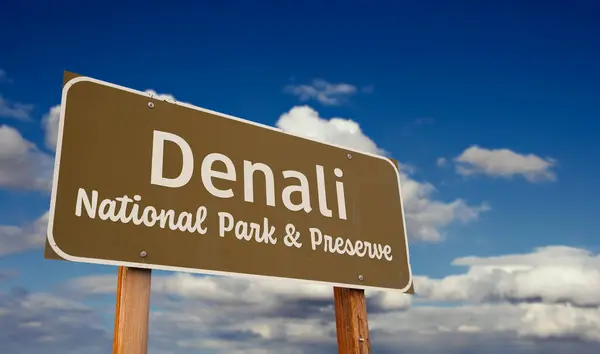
333;287;371;354
113;266;152;354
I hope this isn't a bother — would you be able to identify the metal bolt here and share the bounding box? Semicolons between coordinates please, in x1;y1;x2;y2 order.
358;274;364;281
347;153;352;159
359;337;365;342
140;251;147;258
148;102;155;109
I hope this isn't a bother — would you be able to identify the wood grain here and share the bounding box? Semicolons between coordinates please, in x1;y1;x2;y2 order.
113;266;152;354
333;287;371;354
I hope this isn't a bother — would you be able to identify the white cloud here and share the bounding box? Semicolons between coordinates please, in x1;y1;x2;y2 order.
66;272;411;352
454;146;557;182
0;288;110;354
42;105;60;151
4;285;596;354
276;106;489;242
276;105;385;155
0;212;48;257
144;89;177;102
66;246;600;312
436;157;447;167
519;303;600;341
284;79;358;106
0;125;53;191
0;95;34;121
415;246;600;307
0;69;7;82
372;303;600;349
67;272;412;313
148;300;600;353
62;274;115;295
57;245;600;352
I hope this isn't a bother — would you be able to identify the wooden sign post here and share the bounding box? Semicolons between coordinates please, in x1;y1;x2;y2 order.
44;71;414;354
113;266;152;354
334;287;371;353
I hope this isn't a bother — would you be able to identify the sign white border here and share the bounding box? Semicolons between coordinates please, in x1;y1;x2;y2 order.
47;75;414;292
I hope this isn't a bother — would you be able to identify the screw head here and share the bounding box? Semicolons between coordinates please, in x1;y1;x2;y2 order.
347;153;352;159
359;337;365;342
140;251;147;258
358;274;364;281
148;102;155;109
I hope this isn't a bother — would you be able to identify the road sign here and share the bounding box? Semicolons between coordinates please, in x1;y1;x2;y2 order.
46;72;413;291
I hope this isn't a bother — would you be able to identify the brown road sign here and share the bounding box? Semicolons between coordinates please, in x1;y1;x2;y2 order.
46;72;413;291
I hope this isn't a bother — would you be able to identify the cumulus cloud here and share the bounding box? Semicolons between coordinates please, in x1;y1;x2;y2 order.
3;285;596;354
0;212;48;257
402;179;490;242
65;273;410;352
276;105;384;155
372;303;600;352
0;125;53;191
519;303;600;341
0;288;110;354
284;79;358;106
41;105;61;151
64;246;600;352
144;89;177;102
454;146;557;182
0;95;34;121
416;246;600;307
276;106;489;242
67;273;412;313
147;301;599;353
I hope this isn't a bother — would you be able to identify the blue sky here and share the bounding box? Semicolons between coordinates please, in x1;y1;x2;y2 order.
1;1;599;353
